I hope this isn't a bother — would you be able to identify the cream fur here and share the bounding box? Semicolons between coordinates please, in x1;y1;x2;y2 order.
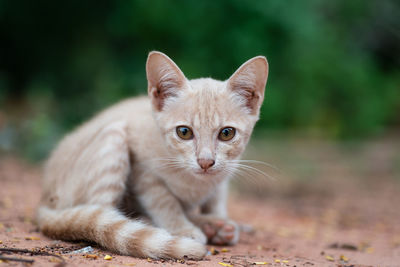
37;51;268;259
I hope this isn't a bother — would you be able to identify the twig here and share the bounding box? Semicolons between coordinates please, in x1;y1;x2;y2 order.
0;247;66;266
0;255;34;263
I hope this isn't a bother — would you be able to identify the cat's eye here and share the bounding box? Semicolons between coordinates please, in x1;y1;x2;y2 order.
218;127;236;141
176;126;194;140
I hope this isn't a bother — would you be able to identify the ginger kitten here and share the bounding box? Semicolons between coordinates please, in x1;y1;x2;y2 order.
37;51;268;259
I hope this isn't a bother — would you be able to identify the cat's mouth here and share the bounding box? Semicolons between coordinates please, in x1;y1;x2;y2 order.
194;168;219;176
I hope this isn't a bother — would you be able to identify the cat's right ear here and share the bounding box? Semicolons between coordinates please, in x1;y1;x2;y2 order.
227;56;269;115
146;51;187;111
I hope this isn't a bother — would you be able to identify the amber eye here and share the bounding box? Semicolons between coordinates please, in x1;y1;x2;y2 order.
176;126;194;140
218;127;236;141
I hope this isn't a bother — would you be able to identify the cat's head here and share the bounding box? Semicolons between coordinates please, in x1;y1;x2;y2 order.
146;51;268;178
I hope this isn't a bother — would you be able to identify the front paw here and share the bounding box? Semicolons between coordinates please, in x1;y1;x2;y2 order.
202;219;239;246
172;226;207;245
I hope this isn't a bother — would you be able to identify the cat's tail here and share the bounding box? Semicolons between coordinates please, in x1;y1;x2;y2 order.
37;205;206;259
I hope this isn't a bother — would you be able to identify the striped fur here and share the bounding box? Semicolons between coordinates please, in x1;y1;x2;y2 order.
37;51;268;259
38;205;205;259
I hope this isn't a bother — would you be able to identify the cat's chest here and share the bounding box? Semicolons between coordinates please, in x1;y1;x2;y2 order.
164;175;216;207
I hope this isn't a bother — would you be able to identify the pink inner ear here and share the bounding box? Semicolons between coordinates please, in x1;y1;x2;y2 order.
146;52;186;111
152;78;180;111
231;82;260;113
228;57;268;114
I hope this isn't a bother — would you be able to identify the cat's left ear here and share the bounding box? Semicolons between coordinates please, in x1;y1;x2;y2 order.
146;51;188;111
227;56;269;115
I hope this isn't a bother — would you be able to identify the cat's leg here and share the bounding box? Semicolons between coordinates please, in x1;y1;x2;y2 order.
189;180;240;246
134;176;208;245
38;121;206;259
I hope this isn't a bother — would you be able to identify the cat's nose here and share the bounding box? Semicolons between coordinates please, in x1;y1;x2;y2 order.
197;158;215;170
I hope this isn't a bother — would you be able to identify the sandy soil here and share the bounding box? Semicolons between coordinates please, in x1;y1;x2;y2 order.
1;138;400;267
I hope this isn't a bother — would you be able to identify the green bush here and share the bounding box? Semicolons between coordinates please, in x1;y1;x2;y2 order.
0;0;399;159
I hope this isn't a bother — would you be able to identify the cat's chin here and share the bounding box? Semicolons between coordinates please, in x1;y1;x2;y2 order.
193;169;219;177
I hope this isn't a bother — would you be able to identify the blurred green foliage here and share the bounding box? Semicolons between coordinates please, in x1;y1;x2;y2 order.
0;0;399;160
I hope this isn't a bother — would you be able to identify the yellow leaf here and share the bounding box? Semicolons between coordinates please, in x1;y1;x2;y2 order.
325;255;334;261
104;255;112;260
124;263;136;266
210;247;219;255
282;260;289;263
0;240;2;244
254;262;269;265
218;262;233;267
221;248;229;252
340;255;349;262
274;259;281;263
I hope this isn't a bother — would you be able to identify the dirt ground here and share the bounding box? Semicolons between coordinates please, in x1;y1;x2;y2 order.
1;137;400;267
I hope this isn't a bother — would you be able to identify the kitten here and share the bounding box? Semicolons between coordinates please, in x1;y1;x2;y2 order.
37;51;268;259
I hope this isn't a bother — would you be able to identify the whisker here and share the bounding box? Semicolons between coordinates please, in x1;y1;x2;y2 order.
229;168;269;189
229;159;280;172
232;163;276;182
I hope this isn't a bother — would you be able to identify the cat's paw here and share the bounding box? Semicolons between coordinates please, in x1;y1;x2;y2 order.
172;226;207;245
201;219;239;246
173;237;207;260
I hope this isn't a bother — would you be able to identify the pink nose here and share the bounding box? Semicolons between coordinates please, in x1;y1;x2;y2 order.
197;158;215;170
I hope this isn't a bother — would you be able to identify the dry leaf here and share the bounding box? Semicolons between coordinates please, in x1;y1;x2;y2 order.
25;236;40;240
221;248;229;252
253;262;269;265
104;255;112;260
85;254;98;259
210;247;219;255
340;255;349;262
325;255;334;261
218;262;233;267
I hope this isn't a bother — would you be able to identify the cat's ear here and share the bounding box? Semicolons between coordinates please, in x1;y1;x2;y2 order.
227;56;268;115
146;51;187;111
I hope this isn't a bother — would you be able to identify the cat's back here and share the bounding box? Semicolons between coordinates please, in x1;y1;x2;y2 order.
51;95;153;151
43;96;155;185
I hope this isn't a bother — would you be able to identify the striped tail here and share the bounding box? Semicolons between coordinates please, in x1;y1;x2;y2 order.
37;205;206;259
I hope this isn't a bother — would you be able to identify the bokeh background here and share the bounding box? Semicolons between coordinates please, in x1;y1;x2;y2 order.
0;0;399;164
1;2;400;265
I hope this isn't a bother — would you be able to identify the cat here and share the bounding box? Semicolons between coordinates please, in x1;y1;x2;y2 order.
37;51;268;259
